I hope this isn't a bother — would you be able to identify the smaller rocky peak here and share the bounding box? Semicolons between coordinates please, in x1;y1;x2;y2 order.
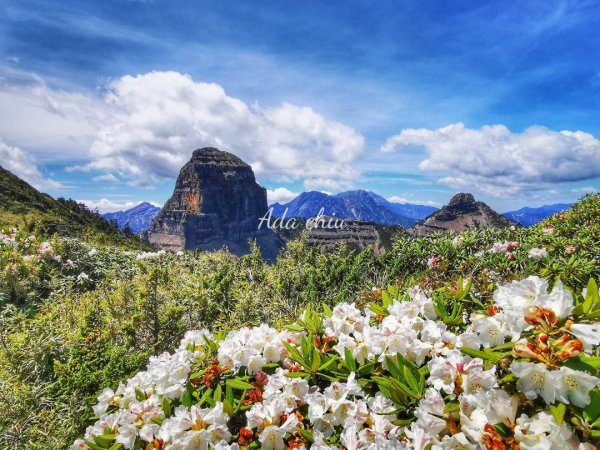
408;192;516;236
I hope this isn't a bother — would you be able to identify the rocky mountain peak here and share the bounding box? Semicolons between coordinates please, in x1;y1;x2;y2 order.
448;193;476;207
148;147;283;258
190;147;248;168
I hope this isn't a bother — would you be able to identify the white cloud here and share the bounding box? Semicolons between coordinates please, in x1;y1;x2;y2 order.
266;187;299;204
0;140;62;190
381;123;600;197
63;71;364;190
303;177;355;191
571;186;598;194
77;198;161;213
387;196;440;206
0;72;103;159
92;173;120;183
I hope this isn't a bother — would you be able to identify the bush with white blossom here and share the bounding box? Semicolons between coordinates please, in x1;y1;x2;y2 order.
73;275;600;449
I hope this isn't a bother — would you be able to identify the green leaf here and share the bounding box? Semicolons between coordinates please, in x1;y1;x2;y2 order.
563;356;597;375
198;387;213;406
444;401;460;413
284;371;310;379
583;389;600;423
283;341;307;368
284;323;304;332
549;403;567;425
581;356;600;370
461;347;502;362
494;422;512;437
181;388;193;407
403;365;419;393
84;440;106;450
318;355;338;372
382;290;392;308
344;347;357;372
234;390;248;414
223;398;234;417
225;383;234;404
226;378;255;391
213;383;222;402
311;350;321;373
298;430;315;444
161;398;172;417
135;388;146;402
93;434;117;447
357;361;377;377
583;279;599;314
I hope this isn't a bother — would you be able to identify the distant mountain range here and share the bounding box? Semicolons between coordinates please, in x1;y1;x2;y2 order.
103;202;161;233
502;203;572;227
102;193;572;235
270;190;438;227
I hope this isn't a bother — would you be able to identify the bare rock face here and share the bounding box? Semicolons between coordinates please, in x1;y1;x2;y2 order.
409;193;517;236
304;220;404;255
148;147;283;259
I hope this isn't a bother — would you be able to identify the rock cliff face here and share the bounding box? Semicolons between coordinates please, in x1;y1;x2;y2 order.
303;220;403;254
409;193;516;236
148;147;283;259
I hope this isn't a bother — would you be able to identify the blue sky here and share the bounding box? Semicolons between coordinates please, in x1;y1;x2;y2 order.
0;0;598;212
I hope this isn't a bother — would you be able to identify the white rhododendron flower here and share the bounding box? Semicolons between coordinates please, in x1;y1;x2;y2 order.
554;366;600;408
510;362;557;404
514;411;578;449
428;350;495;397
528;247;548;261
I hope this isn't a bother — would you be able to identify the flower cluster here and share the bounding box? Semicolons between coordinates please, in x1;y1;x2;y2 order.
73;274;600;450
136;250;167;260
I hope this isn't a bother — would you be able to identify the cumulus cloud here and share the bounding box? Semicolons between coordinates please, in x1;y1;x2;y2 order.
387;196;440;206
266;187;299;204
0;140;62;190
78;198;161;213
65;71;364;189
381;123;600;197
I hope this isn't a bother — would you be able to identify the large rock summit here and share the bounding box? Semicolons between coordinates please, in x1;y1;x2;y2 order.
148;147;283;258
409;192;517;236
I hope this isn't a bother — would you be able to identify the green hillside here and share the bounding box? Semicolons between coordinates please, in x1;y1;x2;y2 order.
0;165;152;250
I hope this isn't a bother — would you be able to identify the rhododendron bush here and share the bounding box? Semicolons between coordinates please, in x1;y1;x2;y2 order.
73;276;600;449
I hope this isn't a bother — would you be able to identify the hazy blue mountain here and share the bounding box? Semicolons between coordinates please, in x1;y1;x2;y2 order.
502;203;572;227
103;202;161;233
270;190;437;227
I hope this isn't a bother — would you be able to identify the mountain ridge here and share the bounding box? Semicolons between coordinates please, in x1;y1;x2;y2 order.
103;202;161;233
502;203;572;227
270;189;437;227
